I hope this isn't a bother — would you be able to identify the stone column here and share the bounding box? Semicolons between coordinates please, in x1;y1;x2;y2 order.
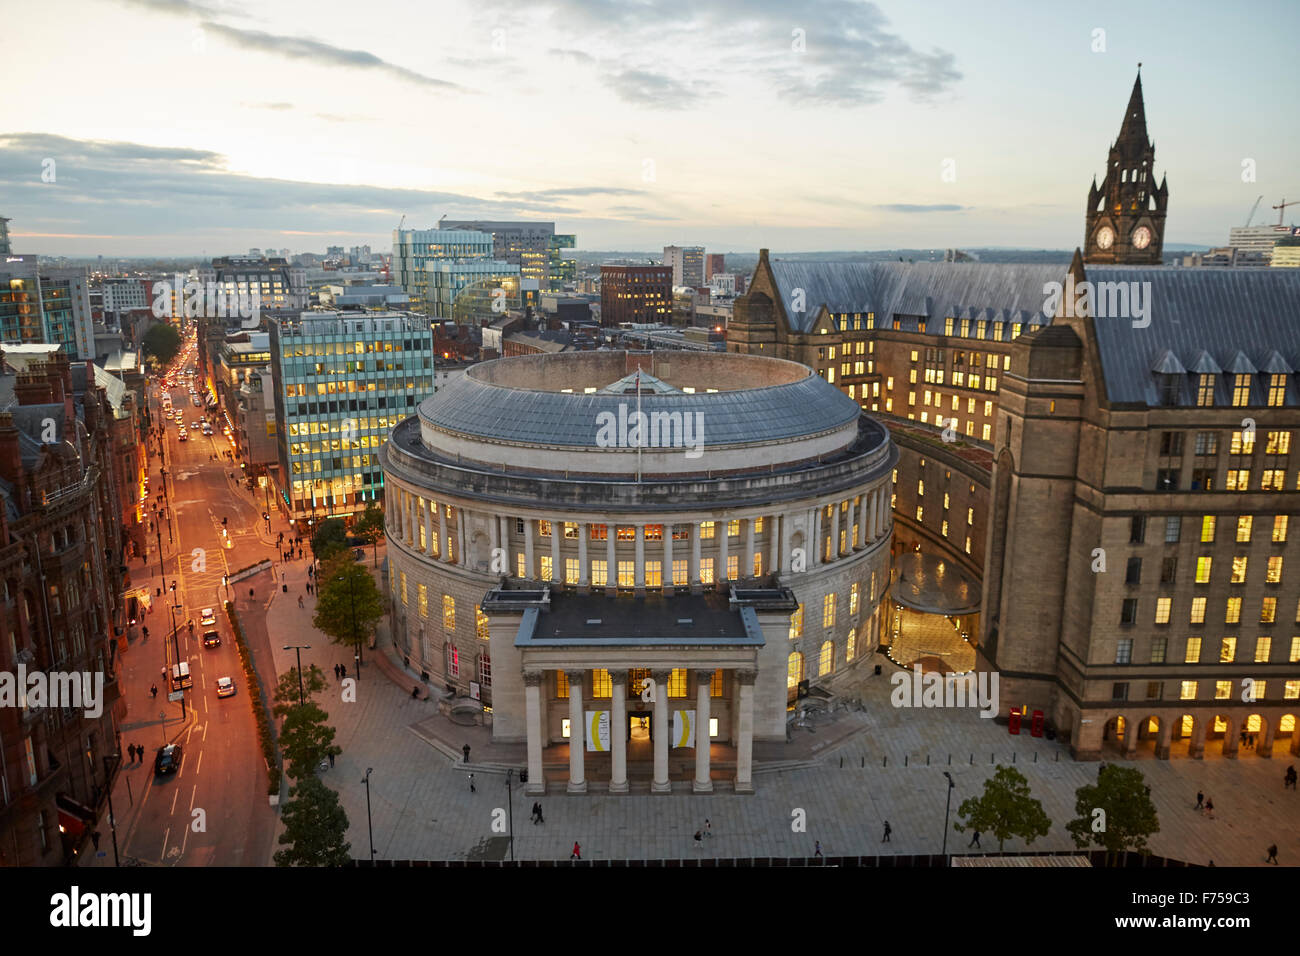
735;669;756;794
780;512;791;574
847;497;856;550
1259;717;1276;759
489;511;499;564
1189;715;1207;760
743;518;755;580
523;518;534;578
609;669;629;794
663;523;674;594
455;508;466;565
694;670;713;793
634;523;645;592
1123;716;1139;759
524;670;545;795
566;669;587;793
651;668;671;793
423;500;434;556
829;501;840;558
404;490;414;544
1222;716;1239;760
550;522;561;584
605;526;616;595
439;504;449;564
812;506;822;565
578;522;589;591
499;515;510;568
769;513;781;578
691;521;702;592
718;519;730;583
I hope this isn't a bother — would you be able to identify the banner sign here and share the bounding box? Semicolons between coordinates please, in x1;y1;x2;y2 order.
586;710;610;751
672;709;695;748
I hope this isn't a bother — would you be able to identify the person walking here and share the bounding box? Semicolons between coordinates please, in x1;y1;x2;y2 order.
1267;843;1279;864
126;743;135;764
340;664;346;679
969;830;981;848
570;842;581;860
298;595;304;609
531;802;541;824
535;802;544;824
814;840;823;858
334;664;341;680
704;818;712;839
150;683;157;699
468;773;476;793
1195;790;1204;809
328;751;335;768
91;831;101;851
882;821;891;842
1204;797;1215;819
693;830;703;849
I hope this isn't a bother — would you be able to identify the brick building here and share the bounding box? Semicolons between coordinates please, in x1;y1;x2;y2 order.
600;265;672;327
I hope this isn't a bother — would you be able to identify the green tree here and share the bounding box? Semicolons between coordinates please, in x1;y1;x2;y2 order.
355;503;386;568
273;664;330;717
1066;763;1160;859
953;765;1052;853
274;776;351;867
278;701;341;779
312;552;384;666
142;322;182;366
311;518;349;562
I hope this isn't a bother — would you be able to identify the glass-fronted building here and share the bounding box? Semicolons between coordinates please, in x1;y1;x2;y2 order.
269;310;435;524
392;228;497;313
0;255;94;358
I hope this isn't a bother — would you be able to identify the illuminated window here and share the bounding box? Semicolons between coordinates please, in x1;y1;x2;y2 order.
1225;597;1241;624
1200;515;1216;542
538;519;552;537
847;628;857;661
1195;557;1212;584
591;669;611;698
565;558;579;584
442;594;455;631
850;583;860;616
1262;597;1277;623
1215;680;1232;700
591;559;608;587
1256;638;1272;662
700;558;714;585
1231;556;1247;584
1267;374;1286;406
418;583;428;618
1155;597;1171;624
711;671;723;697
1225;469;1250;490
668;669;687;697
1292;637;1300;662
476;607;489;641
540;556;553;581
555;671;569;699
1180;681;1198;700
645;560;663;588
616;525;635;541
790;603;804;640
822;593;836;628
446;644;459;678
645;525;663;541
516;553;525;578
1185;637;1202;663
1267;556;1284;583
699;521;715;539
1220;637;1237;663
787;652;804;689
1288;681;1300;700
1196;374;1215;407
1231;374;1250;407
589;523;607;540
753;552;763;577
617;561;635;587
1230;430;1255;455
819;641;834;676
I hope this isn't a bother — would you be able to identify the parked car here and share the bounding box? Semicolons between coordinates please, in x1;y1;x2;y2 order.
154;744;183;776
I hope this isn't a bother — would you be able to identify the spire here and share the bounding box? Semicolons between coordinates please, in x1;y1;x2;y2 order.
1117;68;1147;144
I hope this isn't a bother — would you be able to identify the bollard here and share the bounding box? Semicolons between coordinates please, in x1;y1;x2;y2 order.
948;754;951;765
861;756;865;768
926;755;930;765
990;753;994;764
1034;752;1038;763
1013;752;1016;763
904;755;908;766
840;757;843;768
969;753;973;765
883;756;887;768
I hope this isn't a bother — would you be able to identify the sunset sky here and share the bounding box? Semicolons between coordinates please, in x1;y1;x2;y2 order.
2;0;1296;255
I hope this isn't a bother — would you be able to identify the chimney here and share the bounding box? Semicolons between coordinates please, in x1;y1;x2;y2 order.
14;369;54;405
0;412;20;485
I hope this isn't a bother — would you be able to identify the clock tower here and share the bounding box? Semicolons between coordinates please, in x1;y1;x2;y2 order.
1084;68;1168;264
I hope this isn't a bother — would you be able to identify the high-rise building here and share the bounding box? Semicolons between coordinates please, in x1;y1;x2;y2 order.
1228;225;1294;262
0;253;95;359
600;264;672;326
435;219;576;291
705;253;725;283
0;216;10;255
391;227;505;315
1083;71;1169;264
663;245;705;287
199;256;309;311
268;310;434;523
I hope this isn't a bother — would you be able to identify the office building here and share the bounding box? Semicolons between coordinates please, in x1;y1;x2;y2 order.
705;253;725;283
663;245;705;287
600;265;672;327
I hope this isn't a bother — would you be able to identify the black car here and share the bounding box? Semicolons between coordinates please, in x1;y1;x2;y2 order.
154;744;183;776
202;630;221;648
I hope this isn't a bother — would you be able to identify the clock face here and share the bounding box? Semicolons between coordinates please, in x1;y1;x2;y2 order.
1132;226;1152;249
1095;226;1114;250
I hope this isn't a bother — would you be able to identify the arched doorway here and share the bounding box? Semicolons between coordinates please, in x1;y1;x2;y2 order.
1101;715;1129;757
1134;715;1162;756
1168;713;1196;758
1240;713;1267;755
1208;712;1234;755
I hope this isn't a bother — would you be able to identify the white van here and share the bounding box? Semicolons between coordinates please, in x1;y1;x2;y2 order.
171;660;192;690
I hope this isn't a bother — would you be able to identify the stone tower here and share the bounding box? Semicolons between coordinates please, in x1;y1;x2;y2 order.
1084;70;1168;264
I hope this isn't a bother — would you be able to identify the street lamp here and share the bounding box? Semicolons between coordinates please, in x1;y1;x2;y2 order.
362;768;375;861
505;769;515;863
942;771;955;861
283;644;311;707
167;600;186;719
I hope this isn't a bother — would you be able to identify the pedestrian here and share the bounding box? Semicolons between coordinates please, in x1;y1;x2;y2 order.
969;830;981;848
142;626;149;639
126;743;135;763
468;773;475;793
814;840;823;858
340;664;346;678
1267;843;1279;864
1204;797;1214;819
298;595;304;608
531;802;540;824
571;842;581;860
705;818;712;839
1240;729;1248;748
882;821;891;842
536;803;544;824
1195;790;1204;809
91;830;101;851
150;683;157;699
328;751;335;768
693;830;703;849
334;663;341;680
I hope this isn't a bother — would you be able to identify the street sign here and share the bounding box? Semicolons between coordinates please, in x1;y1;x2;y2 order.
167;690;184;703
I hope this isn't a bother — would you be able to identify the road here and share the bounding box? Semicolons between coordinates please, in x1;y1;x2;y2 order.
111;336;286;866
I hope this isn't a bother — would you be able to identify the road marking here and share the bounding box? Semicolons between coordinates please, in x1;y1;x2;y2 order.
160;826;170;860
170;789;179;814
189;784;197;811
195;749;203;777
202;722;208;742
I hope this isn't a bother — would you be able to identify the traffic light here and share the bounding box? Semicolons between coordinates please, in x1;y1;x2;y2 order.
222;517;228;525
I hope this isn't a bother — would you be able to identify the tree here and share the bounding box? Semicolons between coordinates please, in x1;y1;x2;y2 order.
274;776;351;867
142;322;182;367
272;664;330;717
355;503;386;568
311;518;349;562
312;552;384;665
953;764;1052;853
1066;763;1160;859
278;701;342;780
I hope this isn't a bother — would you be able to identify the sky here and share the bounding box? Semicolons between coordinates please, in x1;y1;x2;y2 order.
1;0;1297;256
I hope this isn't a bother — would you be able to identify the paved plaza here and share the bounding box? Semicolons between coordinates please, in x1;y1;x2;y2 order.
255;551;1300;867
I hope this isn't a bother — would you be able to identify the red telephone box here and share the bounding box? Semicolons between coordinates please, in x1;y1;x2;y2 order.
1008;707;1021;735
1031;710;1045;737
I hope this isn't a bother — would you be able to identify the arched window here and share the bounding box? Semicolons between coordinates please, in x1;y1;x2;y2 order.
819;641;834;676
846;628;857;662
787;652;804;689
442;594;455;632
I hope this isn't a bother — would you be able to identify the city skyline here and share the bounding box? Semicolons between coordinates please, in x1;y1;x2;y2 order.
2;0;1297;256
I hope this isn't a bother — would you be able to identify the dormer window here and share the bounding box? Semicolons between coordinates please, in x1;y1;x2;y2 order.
1268;373;1286;407
1232;374;1251;407
1159;374;1180;407
1196;374;1215;407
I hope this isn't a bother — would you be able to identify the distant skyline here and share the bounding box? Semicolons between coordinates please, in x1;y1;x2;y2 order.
2;0;1297;256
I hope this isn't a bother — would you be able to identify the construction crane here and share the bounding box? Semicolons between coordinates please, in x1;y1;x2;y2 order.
1245;195;1263;227
1273;198;1298;227
397;214;406;231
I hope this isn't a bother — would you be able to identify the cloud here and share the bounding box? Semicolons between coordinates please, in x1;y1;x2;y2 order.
242;101;294;111
547;47;595;65
494;186;647;201
117;0;231;17
200;22;466;92
875;204;967;213
604;69;712;108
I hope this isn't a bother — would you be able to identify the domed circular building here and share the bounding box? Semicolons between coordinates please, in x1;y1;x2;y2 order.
380;350;896;793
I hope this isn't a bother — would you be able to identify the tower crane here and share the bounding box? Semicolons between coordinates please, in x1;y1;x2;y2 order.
1244;195;1263;227
1273;198;1298;227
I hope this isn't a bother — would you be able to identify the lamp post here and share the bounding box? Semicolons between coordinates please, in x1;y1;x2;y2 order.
505;769;515;863
362;768;375;861
105;753;122;867
942;771;955;861
283;644;311;707
167;598;186;719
